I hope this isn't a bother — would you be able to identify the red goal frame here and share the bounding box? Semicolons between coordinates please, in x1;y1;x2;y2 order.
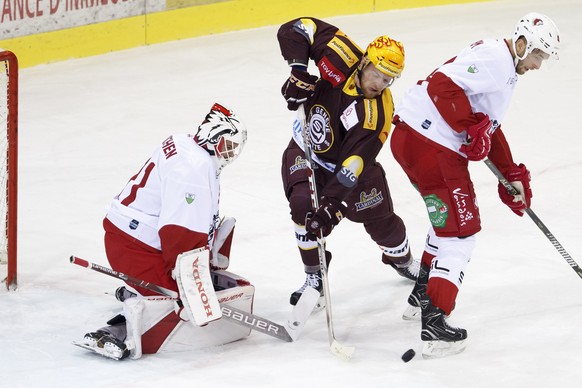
0;50;18;290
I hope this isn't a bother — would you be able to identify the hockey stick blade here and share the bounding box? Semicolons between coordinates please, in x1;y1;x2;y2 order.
70;255;294;342
286;287;321;341
331;339;355;360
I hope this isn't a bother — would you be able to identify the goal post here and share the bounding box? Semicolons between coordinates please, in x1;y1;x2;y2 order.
0;49;18;290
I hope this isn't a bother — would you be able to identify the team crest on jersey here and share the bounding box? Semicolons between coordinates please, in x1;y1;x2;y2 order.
185;193;196;204
289;156;308;174
424;194;448;228
308;105;333;153
355;188;383;211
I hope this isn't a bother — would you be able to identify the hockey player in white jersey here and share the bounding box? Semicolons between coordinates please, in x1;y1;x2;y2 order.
76;102;252;360
390;13;560;358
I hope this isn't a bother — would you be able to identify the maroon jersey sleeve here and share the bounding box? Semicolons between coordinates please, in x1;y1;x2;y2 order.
277;17;363;87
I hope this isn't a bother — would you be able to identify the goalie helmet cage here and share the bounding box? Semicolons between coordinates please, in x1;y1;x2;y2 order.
0;50;18;290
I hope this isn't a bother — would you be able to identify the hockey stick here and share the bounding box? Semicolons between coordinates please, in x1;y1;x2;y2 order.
298;106;355;360
69;255;294;342
484;159;582;279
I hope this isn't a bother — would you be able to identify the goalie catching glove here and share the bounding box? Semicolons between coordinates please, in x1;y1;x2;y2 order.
498;163;532;216
305;197;347;241
281;68;318;111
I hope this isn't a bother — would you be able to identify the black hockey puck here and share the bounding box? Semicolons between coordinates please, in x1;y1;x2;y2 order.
401;348;416;362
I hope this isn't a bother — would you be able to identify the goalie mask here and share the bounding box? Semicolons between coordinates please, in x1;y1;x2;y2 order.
513;12;560;62
194;103;247;174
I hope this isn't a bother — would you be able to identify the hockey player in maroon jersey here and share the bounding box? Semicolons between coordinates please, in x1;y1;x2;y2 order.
277;17;417;307
391;13;560;358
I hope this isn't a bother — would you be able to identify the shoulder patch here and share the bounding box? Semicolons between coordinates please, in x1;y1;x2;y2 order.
318;56;345;87
292;18;318;44
327;36;358;67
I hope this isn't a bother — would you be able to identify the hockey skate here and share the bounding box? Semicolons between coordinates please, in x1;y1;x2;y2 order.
420;294;467;359
289;271;325;311
383;253;419;282
402;263;429;320
74;330;130;360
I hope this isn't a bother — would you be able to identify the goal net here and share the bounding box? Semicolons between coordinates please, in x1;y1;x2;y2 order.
0;49;18;290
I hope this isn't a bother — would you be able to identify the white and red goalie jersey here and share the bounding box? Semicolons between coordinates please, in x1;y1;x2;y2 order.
105;133;220;274
396;38;517;158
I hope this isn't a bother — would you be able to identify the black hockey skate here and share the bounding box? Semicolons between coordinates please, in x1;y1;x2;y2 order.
290;271;324;310
402;263;429;320
74;330;130;360
420;294;467;359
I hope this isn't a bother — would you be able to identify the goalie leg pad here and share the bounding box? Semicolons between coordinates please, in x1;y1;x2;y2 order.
174;247;222;326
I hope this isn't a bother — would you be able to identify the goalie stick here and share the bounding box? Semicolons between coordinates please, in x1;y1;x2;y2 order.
69;255;294;342
298;105;355;360
484;159;582;279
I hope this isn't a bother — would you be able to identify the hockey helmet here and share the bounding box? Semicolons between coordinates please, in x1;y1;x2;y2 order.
194;103;247;173
513;12;560;61
364;36;405;78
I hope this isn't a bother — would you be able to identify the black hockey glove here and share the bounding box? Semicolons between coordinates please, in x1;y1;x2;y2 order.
280;69;318;111
305;198;347;241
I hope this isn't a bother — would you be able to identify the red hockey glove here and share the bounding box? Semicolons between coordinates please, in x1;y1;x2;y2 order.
459;113;493;161
305;198;347;241
281;69;318;111
498;163;532;217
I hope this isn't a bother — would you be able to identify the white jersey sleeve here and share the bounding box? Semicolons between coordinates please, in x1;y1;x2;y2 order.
106;134;220;251
395;39;517;155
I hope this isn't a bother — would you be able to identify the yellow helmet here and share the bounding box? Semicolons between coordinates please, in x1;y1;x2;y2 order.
364;36;405;78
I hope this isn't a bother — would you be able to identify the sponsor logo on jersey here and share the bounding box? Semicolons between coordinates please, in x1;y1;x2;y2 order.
185;193;196;204
317;56;345;87
355;188;383;211
424;194;448;227
337;155;364;188
452;187;475;227
340;101;359;130
129;219;139;230
289;155;308;175
309;105;333;153
327;36;358;67
467;64;479;74
363;99;378;130
421;119;432;130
